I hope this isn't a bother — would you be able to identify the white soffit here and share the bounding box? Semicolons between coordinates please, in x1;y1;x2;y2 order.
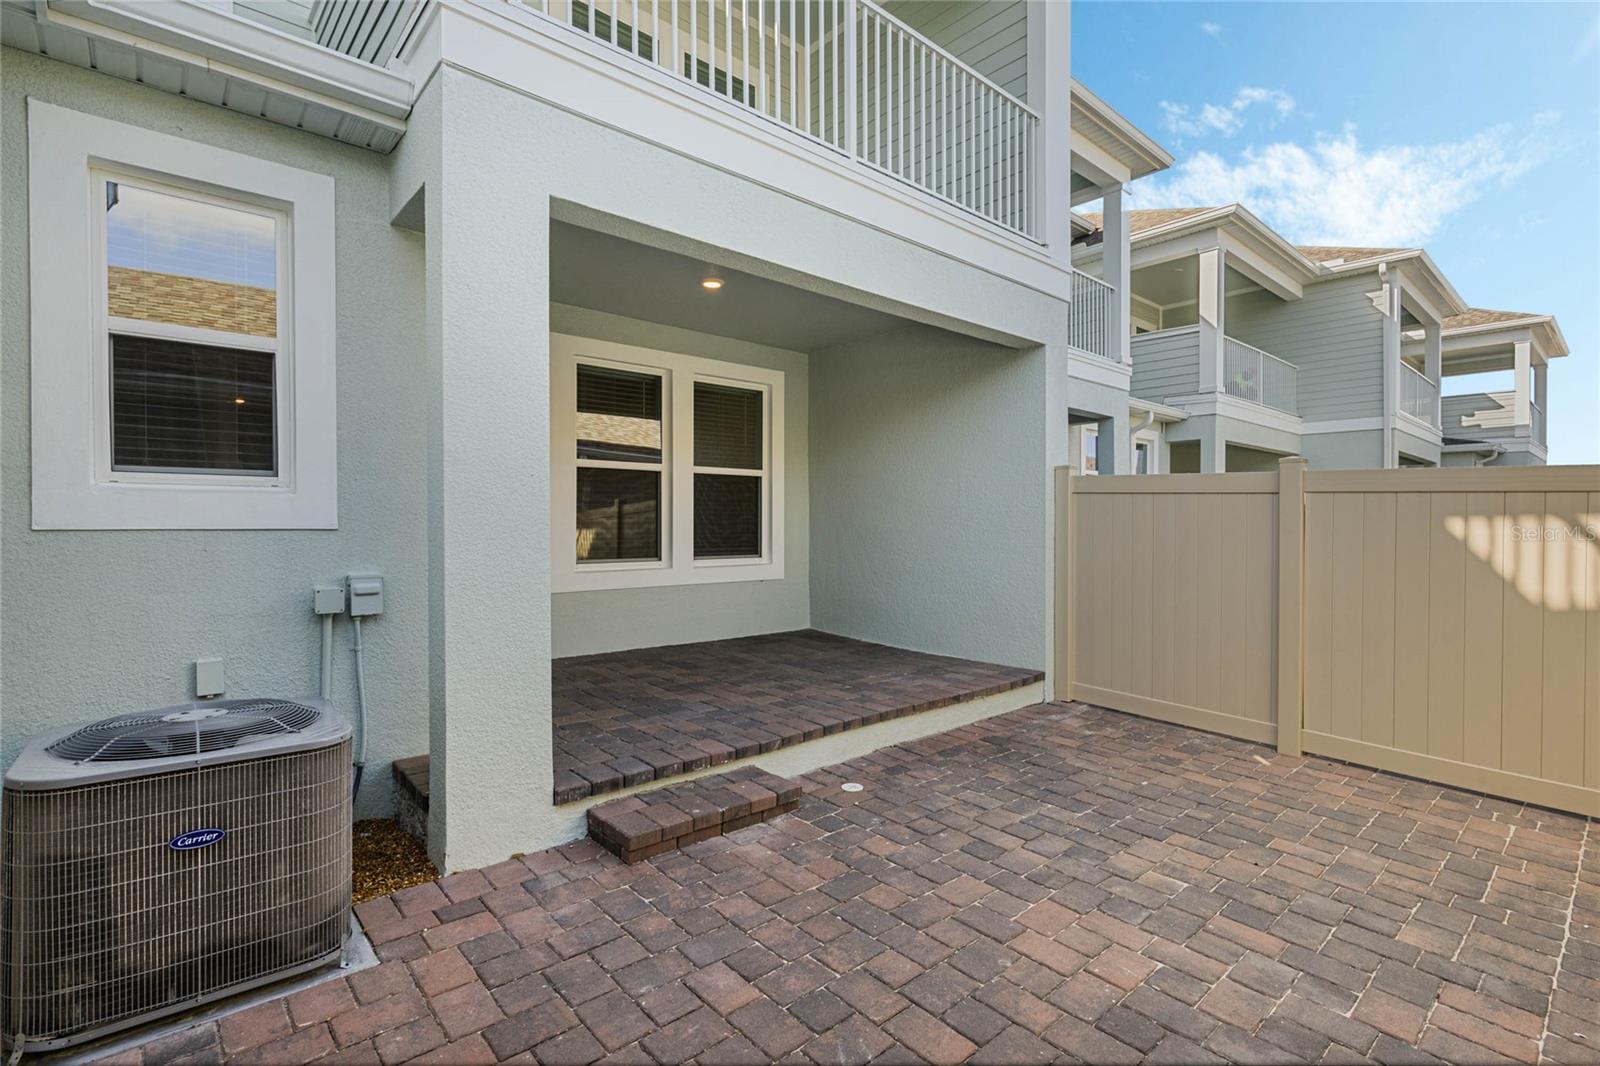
1;0;413;152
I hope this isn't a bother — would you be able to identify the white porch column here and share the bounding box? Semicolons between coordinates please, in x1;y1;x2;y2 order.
1380;274;1402;468
1533;360;1548;443
1027;1;1071;259
1424;321;1442;427
1513;339;1532;429
1197;247;1226;393
419;75;554;874
1101;183;1131;365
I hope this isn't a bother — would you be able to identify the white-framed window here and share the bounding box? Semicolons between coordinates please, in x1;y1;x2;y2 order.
1081;425;1099;475
28;100;336;529
1135;437;1155;474
551;334;784;592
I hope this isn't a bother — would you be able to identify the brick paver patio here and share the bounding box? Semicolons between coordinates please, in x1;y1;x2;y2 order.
112;702;1596;1065
550;631;1042;802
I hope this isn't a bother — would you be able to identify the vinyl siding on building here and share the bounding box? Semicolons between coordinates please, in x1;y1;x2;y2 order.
1443;391;1521;440
1130;327;1200;403
881;0;1028;101
1226;273;1384;422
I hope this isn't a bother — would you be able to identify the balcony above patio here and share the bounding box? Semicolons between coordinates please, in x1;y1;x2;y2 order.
1130;327;1300;418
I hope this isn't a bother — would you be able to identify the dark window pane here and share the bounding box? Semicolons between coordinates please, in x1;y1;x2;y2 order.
111;333;275;475
694;474;760;558
694;383;763;469
577;467;660;561
577;364;662;461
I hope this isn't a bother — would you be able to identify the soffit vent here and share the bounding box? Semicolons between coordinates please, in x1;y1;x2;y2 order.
46;699;323;763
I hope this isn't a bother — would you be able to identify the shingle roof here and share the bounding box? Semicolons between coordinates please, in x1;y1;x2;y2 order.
108;266;277;338
1295;245;1412;266
1442;308;1543;330
1082;207;1220;236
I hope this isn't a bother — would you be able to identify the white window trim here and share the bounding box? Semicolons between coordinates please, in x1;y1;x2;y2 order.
1081;424;1099;475
28;99;336;529
1134;432;1160;475
551;333;784;592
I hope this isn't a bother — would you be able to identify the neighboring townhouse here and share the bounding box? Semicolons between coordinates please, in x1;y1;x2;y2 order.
1072;208;1568;473
1413;308;1568;466
1061;81;1174;474
1;0;1092;871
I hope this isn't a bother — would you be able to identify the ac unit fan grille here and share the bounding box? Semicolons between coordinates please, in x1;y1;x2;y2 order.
46;700;322;763
2;740;351;1048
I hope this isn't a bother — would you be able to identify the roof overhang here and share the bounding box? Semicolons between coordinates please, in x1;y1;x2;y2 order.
1;0;413;150
1077;204;1321;302
1445;316;1568;360
1405;319;1567;373
1319;249;1469;319
1070;79;1172;198
1129;396;1189;422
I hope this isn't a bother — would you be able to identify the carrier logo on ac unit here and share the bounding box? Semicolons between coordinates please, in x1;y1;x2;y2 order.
168;828;226;851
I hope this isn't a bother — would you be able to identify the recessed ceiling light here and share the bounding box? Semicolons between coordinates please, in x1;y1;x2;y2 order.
233;397;247;405
701;276;724;291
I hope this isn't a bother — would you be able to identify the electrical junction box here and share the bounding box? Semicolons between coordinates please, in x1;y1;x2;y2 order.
313;586;345;616
195;658;224;699
347;574;384;617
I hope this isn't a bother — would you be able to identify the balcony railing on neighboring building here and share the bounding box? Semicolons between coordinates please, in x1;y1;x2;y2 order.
516;0;1041;238
1223;336;1297;415
1067;269;1116;361
1400;363;1439;426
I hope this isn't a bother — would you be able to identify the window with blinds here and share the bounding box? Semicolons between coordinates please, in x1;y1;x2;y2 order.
102;178;282;477
693;382;764;558
575;364;663;562
559;341;779;588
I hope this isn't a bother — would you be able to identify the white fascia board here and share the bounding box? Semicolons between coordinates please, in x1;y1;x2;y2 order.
1321;249;1466;316
433;0;1072;297
48;1;414;123
1394;411;1444;442
1067;351;1134;390
1218;230;1304;302
1442;316;1569;361
1070;79;1174;179
1163;392;1304;436
1129;396;1189;422
1071;137;1132;198
1390;261;1448;326
1127;226;1221;269
1441;441;1505;457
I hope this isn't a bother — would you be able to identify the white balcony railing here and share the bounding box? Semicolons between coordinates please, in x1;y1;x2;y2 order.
1067;269;1116;361
1223;336;1297;414
518;0;1041;238
1400;363;1439;426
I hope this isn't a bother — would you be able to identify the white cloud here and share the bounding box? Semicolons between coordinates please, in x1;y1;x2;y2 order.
1532;109;1562;127
1134;123;1553;247
1159;87;1296;139
1200;21;1222;39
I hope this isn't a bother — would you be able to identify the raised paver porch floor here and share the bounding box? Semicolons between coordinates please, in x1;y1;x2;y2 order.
111;702;1597;1066
550;630;1043;802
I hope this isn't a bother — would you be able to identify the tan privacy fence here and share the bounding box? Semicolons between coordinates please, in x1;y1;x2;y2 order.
1055;463;1600;817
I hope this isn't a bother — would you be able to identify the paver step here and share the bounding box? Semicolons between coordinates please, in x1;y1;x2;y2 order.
586;766;803;863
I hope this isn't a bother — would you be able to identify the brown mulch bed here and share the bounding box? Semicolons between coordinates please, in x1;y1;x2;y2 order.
351;818;437;905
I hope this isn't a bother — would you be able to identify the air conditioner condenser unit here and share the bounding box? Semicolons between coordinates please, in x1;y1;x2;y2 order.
2;698;351;1053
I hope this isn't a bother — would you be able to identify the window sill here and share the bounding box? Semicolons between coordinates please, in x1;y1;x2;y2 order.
553;558;784;594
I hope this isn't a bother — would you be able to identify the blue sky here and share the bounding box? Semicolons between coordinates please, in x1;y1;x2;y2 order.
1074;1;1600;465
